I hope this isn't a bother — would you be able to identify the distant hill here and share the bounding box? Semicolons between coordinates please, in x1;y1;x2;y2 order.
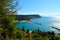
16;15;41;21
27;15;41;18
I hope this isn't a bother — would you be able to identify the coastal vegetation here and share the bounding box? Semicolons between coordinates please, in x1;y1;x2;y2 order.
0;0;60;40
15;15;41;21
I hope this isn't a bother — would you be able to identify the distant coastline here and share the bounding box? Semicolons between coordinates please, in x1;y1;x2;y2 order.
15;15;41;21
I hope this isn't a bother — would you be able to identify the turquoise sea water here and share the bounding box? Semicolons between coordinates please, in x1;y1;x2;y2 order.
17;16;60;33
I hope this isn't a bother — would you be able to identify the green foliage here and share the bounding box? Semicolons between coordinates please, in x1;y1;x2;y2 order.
0;0;18;40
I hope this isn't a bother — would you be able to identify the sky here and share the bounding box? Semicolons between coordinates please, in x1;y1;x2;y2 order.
17;0;60;16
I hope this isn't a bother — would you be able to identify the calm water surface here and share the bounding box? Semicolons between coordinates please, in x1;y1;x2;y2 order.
17;16;60;33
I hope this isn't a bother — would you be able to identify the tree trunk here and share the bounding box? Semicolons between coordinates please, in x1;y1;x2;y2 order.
4;34;9;40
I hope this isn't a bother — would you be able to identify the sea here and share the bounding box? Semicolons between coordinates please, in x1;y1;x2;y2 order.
17;16;60;33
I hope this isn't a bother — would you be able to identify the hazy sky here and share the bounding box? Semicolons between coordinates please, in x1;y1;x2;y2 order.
17;0;60;16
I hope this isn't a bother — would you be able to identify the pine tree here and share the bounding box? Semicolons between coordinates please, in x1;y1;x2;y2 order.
0;0;18;40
